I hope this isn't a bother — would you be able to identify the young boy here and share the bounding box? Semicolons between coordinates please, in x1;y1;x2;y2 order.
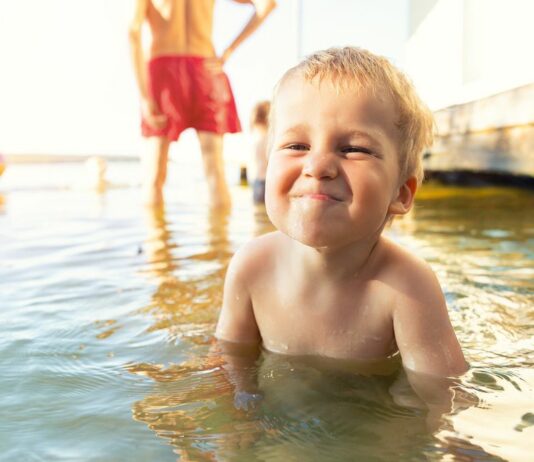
216;47;467;379
249;100;271;203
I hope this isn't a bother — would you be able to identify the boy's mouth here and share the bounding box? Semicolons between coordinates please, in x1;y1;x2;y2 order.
293;191;343;202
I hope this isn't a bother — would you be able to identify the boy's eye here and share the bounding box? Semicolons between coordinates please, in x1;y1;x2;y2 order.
287;144;308;151
284;143;309;152
341;146;374;156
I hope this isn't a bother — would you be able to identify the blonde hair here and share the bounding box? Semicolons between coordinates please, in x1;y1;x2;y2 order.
272;47;434;185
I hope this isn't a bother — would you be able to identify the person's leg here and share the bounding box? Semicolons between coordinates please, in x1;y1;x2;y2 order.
140;136;171;207
197;131;231;210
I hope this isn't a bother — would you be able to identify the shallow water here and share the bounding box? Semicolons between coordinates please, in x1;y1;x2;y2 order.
1;160;533;461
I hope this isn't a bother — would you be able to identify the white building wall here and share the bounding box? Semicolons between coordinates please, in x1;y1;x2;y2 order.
406;0;534;110
299;0;409;66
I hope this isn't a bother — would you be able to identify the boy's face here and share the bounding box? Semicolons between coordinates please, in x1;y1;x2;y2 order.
265;74;413;248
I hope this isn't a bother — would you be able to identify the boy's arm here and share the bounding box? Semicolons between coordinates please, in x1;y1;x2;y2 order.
215;249;263;409
212;339;263;410
393;264;467;379
216;248;261;344
128;0;166;128
222;0;277;62
393;265;470;417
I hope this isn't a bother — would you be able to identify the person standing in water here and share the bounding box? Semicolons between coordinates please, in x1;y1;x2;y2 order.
129;0;276;208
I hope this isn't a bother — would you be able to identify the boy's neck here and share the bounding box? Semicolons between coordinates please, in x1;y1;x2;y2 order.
288;233;384;282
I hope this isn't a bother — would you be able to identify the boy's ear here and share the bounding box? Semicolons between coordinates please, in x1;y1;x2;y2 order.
389;176;417;215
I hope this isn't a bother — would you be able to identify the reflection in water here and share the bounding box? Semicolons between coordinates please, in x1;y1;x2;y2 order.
142;205;178;282
132;204;238;459
138;205;232;341
129;357;259;462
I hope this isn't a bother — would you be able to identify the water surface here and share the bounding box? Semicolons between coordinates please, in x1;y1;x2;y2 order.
1;160;533;461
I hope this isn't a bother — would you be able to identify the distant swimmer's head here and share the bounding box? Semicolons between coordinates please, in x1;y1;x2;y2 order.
250;100;271;131
268;46;434;186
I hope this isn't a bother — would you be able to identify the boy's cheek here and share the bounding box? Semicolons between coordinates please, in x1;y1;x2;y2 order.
264;172;277;212
264;190;284;231
265;158;288;194
265;176;290;230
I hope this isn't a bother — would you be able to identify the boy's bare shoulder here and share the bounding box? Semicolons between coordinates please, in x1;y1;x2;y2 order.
228;231;285;282
377;236;443;300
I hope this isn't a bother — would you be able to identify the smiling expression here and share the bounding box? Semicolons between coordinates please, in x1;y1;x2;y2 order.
265;74;411;249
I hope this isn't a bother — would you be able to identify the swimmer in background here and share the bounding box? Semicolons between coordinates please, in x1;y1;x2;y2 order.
84;156;108;193
249;100;270;204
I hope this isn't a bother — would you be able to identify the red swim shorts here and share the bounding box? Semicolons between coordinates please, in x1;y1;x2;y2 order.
141;55;242;140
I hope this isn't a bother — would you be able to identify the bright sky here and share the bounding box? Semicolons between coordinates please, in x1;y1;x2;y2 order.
0;0;409;158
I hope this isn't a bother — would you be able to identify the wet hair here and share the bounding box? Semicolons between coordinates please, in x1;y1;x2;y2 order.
250;100;271;129
271;47;434;185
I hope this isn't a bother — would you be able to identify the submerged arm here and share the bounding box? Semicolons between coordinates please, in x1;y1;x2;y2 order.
212;339;262;410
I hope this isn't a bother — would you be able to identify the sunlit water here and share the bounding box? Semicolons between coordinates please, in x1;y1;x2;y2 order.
1;159;533;461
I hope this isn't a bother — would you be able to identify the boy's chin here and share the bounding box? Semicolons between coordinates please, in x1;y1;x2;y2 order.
284;224;342;249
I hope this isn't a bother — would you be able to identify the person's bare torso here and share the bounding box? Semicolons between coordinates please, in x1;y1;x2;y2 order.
147;0;216;57
247;233;399;361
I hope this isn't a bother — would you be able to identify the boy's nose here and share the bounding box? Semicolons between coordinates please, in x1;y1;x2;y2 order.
302;152;338;179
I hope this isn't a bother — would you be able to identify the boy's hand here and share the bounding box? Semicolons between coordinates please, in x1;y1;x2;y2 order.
233;390;263;411
141;99;167;129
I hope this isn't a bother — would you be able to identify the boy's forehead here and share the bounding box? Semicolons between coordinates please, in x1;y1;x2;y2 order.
275;73;390;108
273;74;398;130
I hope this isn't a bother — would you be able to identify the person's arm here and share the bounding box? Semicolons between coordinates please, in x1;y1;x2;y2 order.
216;247;261;344
128;0;149;101
393;264;473;428
222;0;277;62
393;261;468;390
212;339;263;410
128;0;166;128
215;248;263;409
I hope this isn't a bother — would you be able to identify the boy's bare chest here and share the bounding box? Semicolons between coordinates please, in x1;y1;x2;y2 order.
251;278;397;360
